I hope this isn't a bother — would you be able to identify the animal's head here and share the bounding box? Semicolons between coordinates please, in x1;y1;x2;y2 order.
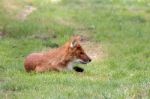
68;36;92;64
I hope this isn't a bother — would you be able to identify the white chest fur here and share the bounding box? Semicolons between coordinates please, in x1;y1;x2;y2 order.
66;62;74;70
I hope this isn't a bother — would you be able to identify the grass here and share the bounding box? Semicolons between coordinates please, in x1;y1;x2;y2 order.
0;0;150;98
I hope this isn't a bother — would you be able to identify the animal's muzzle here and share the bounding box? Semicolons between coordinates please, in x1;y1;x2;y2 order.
80;58;92;64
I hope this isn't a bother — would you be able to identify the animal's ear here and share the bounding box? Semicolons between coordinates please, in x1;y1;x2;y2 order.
70;39;77;48
70;35;82;48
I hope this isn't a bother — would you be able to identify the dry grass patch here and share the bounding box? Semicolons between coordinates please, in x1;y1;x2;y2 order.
17;5;37;21
51;0;61;4
2;0;23;16
81;41;106;61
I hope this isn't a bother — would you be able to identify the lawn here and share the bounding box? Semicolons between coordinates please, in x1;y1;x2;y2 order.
0;0;150;99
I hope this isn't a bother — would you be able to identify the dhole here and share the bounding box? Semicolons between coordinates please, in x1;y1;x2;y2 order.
24;36;91;72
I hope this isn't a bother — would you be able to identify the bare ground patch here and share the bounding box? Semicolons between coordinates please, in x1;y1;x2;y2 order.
2;0;21;14
51;0;62;4
2;0;36;21
81;41;106;61
17;5;37;21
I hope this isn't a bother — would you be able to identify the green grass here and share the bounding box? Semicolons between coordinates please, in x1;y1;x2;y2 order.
0;0;150;98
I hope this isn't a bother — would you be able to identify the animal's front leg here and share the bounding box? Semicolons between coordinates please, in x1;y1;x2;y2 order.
73;66;84;72
66;62;74;71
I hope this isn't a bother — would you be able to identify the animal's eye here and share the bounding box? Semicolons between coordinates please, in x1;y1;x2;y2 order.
80;52;84;54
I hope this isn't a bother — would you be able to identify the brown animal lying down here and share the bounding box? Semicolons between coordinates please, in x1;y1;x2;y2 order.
24;36;91;72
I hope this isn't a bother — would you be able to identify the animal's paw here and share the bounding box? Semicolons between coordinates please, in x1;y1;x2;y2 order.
73;66;84;72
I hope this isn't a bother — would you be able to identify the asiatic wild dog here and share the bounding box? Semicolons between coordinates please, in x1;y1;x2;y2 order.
24;36;91;72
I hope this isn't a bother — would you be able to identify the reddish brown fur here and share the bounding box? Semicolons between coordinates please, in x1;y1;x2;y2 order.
24;37;91;72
